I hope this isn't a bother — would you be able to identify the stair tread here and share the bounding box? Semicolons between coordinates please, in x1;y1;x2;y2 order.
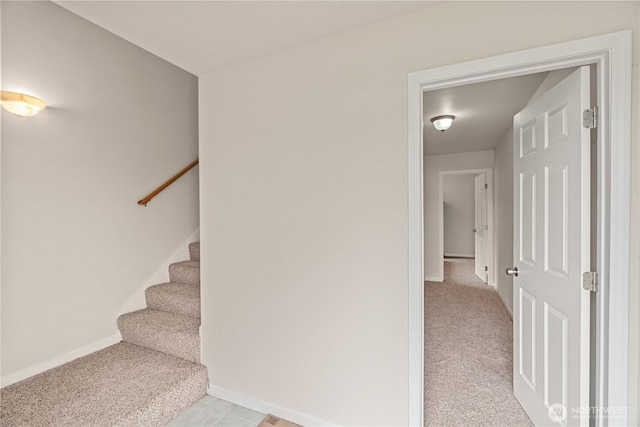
146;283;200;319
147;282;200;297
168;260;200;286
119;308;200;332
0;342;207;426
118;309;201;363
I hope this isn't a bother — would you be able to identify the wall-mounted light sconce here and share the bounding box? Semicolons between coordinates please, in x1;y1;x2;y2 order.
1;91;47;117
431;115;455;132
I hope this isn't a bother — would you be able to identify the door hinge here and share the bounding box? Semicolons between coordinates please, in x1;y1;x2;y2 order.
582;271;598;292
583;107;598;129
484;183;488;189
485;266;488;272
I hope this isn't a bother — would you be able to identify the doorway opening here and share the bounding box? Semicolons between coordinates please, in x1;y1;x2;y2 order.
439;169;494;285
408;31;632;426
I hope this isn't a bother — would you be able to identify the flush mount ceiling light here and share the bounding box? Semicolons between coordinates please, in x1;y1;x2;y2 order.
1;91;47;117
430;115;455;132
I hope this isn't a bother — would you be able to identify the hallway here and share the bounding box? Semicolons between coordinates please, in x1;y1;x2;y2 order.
424;258;532;426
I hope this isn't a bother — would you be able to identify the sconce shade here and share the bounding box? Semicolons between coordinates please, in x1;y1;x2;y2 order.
431;115;455;132
1;91;47;117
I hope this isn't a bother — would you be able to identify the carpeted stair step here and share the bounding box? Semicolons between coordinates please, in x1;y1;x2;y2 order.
168;260;200;285
0;342;207;427
145;282;200;319
189;242;200;261
118;309;201;363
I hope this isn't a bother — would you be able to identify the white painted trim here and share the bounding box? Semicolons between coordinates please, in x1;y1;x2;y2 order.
424;275;443;282
438;168;494;285
0;333;122;387
117;228;200;316
208;385;336;427
443;253;475;258
596;30;632;427
408;31;632;427
407;65;424;427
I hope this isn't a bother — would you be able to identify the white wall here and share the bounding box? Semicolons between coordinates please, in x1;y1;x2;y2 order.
1;1;199;382
443;174;476;257
493;128;514;315
424;152;494;281
198;2;639;425
528;67;578;104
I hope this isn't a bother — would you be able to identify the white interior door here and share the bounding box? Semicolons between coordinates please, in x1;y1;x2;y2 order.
474;173;487;282
512;67;591;426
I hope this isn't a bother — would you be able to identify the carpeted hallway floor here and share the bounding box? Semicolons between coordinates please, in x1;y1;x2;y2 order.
424;258;533;426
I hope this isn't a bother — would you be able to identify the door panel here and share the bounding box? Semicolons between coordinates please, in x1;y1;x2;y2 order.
513;66;591;426
519;287;536;390
544;302;568;410
519;171;536;266
545;165;569;278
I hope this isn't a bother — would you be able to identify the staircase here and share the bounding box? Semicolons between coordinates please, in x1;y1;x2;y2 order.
0;242;208;427
118;243;202;363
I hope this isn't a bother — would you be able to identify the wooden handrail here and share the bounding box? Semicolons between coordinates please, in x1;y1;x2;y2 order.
138;159;199;206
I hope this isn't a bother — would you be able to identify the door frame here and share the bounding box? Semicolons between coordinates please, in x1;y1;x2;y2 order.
408;31;632;426
438;169;494;285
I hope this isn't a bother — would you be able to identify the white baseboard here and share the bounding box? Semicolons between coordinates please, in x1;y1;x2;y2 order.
1;333;122;388
425;275;443;282
118;229;200;316
208;385;336;427
499;293;513;319
443;253;474;258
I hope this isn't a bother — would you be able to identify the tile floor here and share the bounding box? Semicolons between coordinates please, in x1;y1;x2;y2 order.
168;395;266;427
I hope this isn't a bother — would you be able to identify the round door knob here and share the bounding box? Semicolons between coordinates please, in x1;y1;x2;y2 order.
506;267;519;277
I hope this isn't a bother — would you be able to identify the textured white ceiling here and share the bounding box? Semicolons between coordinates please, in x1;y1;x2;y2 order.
54;0;442;75
423;72;548;156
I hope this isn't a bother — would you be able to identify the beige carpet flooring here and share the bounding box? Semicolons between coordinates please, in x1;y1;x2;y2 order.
0;342;208;427
424;258;533;426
